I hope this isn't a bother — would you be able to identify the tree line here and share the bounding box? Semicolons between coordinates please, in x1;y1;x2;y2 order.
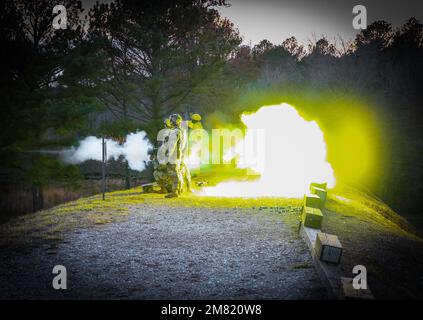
0;0;422;218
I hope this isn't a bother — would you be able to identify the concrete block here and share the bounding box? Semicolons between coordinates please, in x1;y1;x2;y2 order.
300;225;344;299
340;277;374;300
315;232;343;264
300;224;320;251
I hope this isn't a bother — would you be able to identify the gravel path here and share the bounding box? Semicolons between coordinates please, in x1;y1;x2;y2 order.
0;204;327;299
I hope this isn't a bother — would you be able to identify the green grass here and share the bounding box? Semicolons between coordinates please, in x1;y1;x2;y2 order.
0;167;420;246
327;184;420;239
0;190;146;244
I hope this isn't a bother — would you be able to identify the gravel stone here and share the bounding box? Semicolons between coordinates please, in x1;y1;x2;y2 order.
0;204;327;299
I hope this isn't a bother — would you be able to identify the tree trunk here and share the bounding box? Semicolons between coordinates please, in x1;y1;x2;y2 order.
125;160;130;189
31;184;44;212
150;93;163;147
122;47;131;190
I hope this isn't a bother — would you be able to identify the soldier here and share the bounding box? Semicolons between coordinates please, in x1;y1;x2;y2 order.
179;113;202;193
188;113;203;130
152;118;175;193
165;113;183;198
181;113;204;192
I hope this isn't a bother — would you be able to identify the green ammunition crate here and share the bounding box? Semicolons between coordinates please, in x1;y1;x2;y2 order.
315;232;343;264
310;182;327;192
303;193;322;209
301;206;323;229
311;186;327;205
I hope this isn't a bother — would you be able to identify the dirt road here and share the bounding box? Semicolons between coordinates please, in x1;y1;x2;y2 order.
0;204;327;299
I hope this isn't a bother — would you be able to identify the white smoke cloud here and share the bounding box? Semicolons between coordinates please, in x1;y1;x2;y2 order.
62;131;152;171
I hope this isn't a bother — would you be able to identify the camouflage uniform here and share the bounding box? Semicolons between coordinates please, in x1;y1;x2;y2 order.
178;162;190;193
153;159;172;193
167;163;182;195
166;117;183;197
153;118;174;193
181;113;203;192
179;120;192;193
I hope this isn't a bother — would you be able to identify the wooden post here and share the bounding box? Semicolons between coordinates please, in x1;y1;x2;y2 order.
102;137;106;200
105;138;108;193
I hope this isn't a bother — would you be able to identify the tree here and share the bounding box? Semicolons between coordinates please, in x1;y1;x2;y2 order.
252;39;274;57
0;0;94;211
79;0;241;189
281;36;305;60
227;45;259;88
87;0;241;141
354;20;393;50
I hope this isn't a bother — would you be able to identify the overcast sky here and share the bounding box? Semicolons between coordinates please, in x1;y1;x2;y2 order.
81;0;423;46
218;0;423;46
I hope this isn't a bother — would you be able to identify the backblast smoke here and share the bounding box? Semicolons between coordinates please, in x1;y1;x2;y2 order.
61;131;152;171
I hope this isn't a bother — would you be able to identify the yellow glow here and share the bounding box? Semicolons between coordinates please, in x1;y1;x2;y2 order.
331;114;376;184
186;129;210;169
199;103;336;198
186;141;202;169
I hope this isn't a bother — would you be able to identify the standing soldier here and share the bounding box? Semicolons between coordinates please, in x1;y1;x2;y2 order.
165;114;183;198
188;113;203;130
153;119;174;193
180;113;203;193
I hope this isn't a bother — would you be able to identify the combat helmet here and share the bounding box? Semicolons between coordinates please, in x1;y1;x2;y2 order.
190;113;202;122
169;113;183;127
